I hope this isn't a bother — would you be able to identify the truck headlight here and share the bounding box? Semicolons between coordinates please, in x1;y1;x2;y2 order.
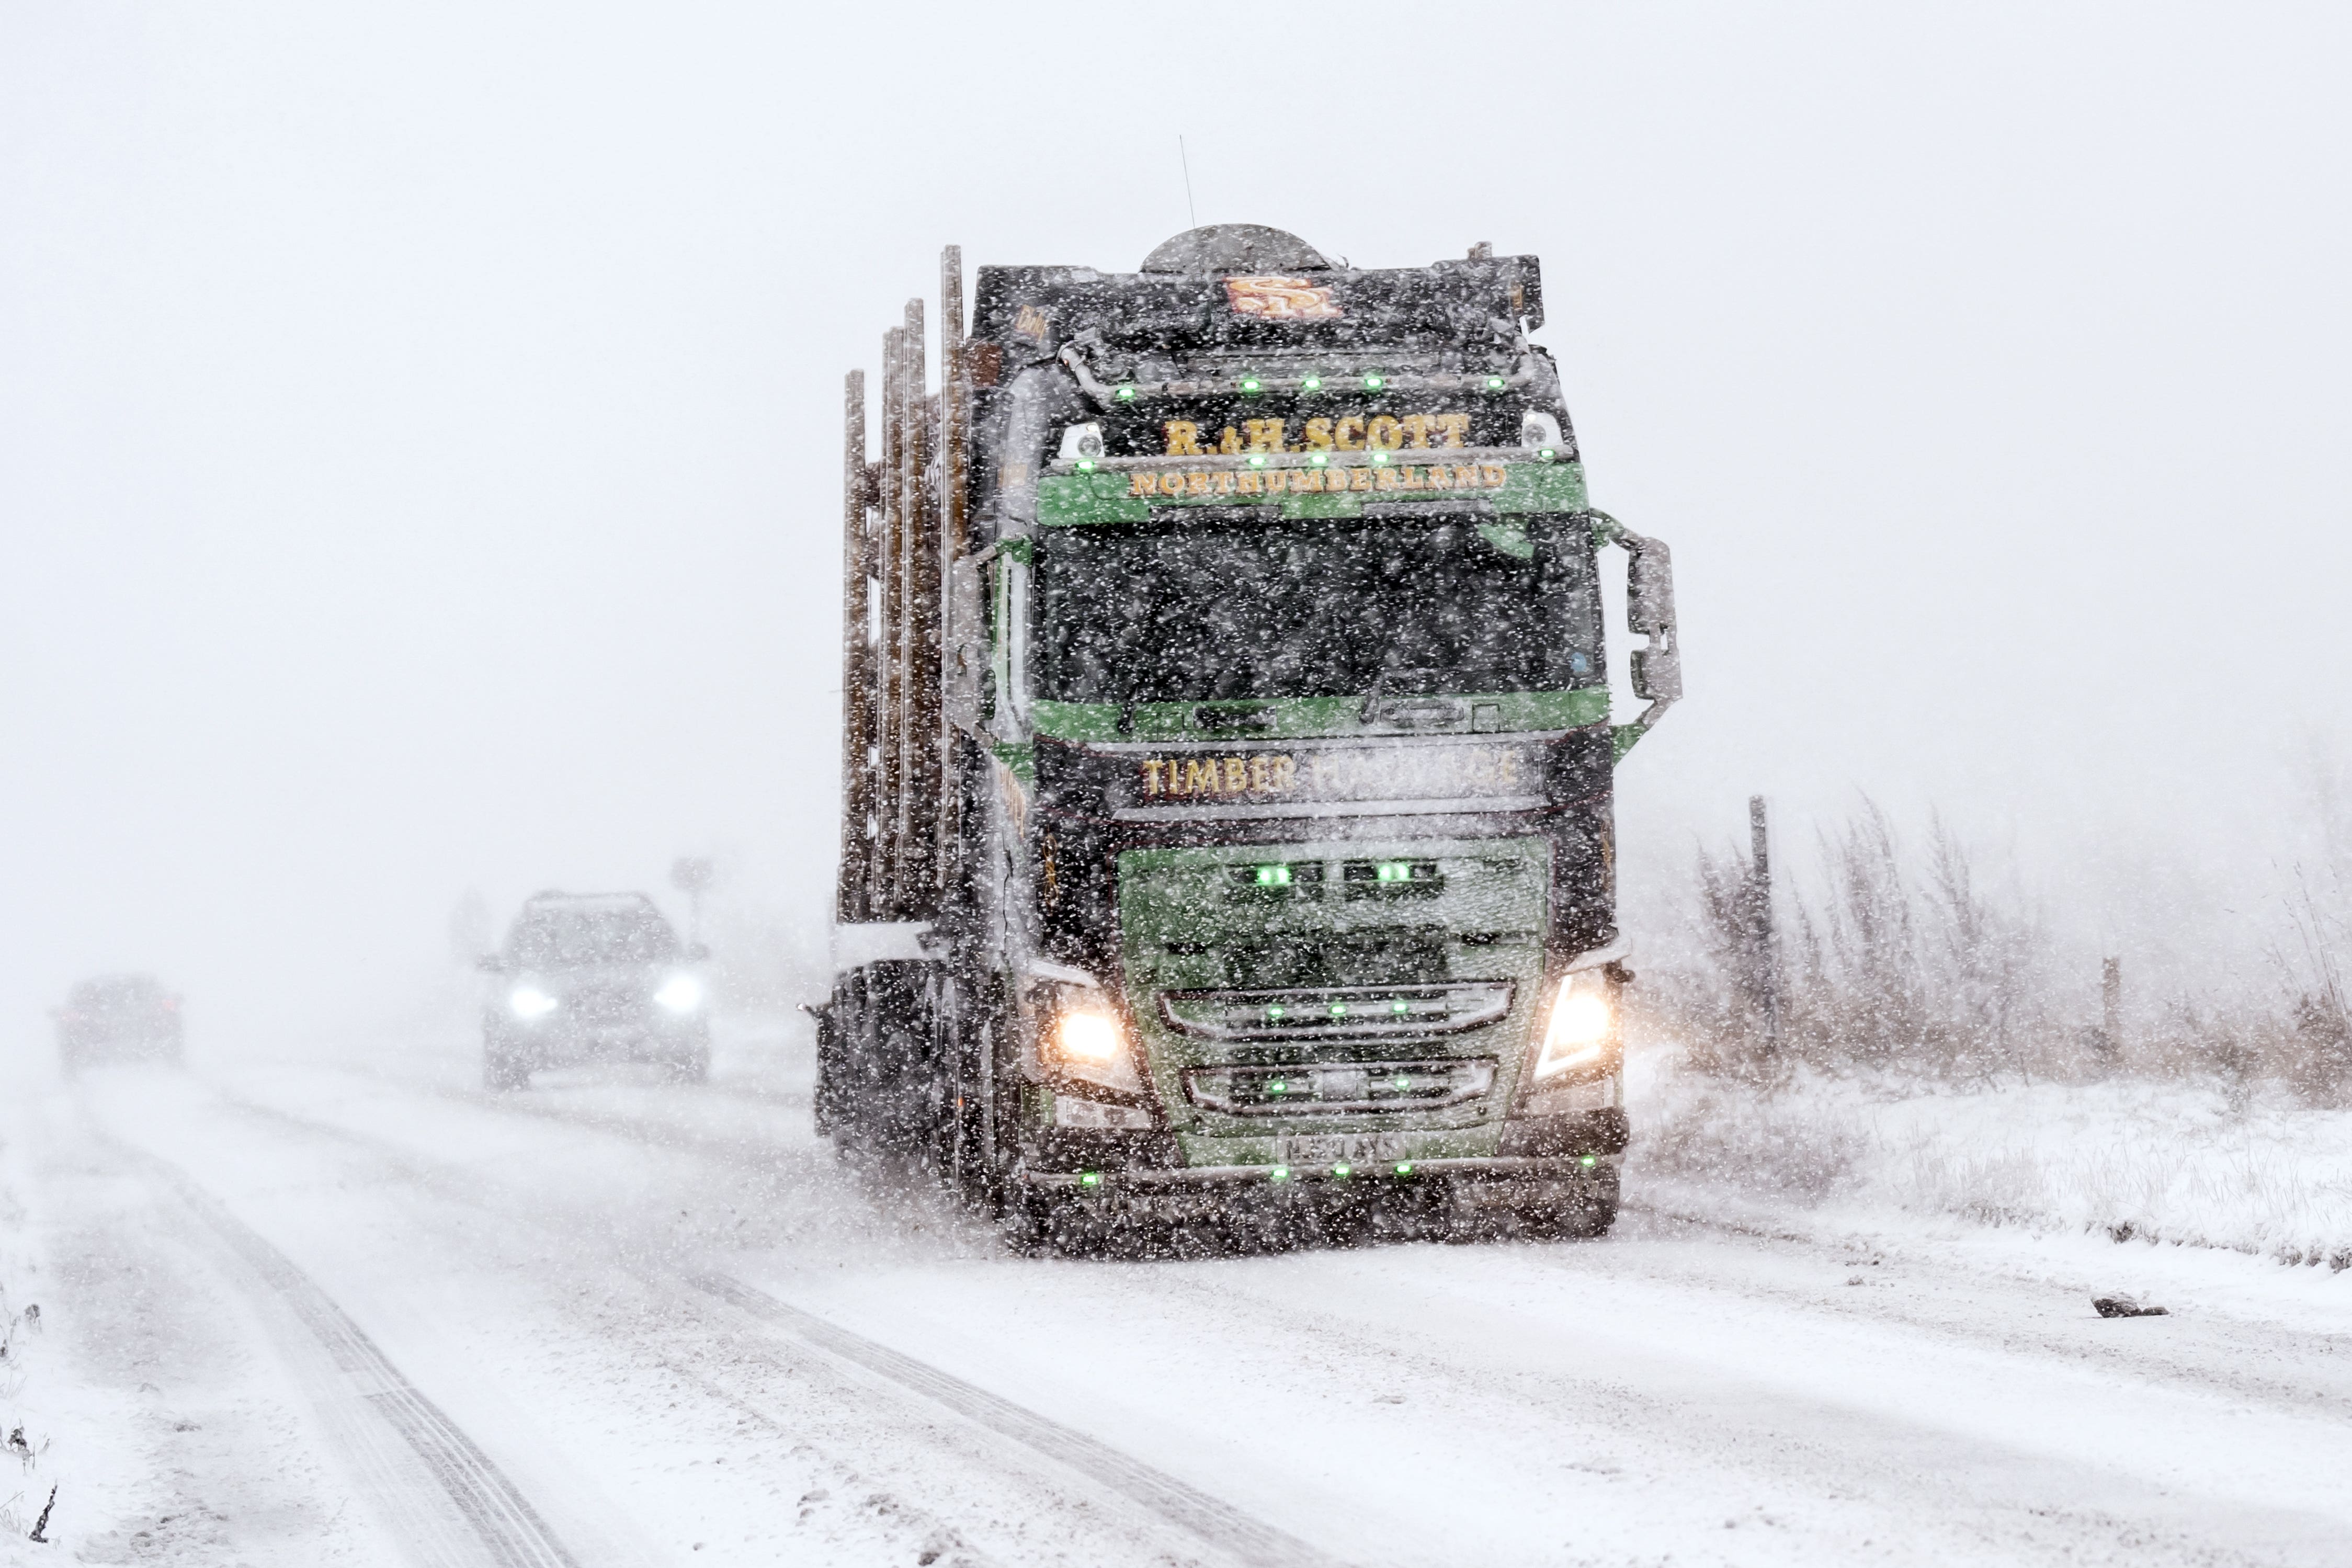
508;985;558;1020
1039;986;1145;1096
1532;968;1616;1082
654;974;704;1013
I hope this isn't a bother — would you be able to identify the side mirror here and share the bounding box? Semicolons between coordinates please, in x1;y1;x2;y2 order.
1625;533;1681;705
475;953;507;974
1589;512;1681;762
686;942;711;962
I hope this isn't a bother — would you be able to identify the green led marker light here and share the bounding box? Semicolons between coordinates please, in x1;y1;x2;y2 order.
1328;1002;1348;1017
1268;1078;1288;1094
1392;1073;1411;1088
1254;863;1292;887
1080;1170;1102;1187
1075;459;1095;472
1270;1164;1291;1181
1369;451;1389;466
1239;376;1262;394
1301;374;1323;393
1333;1162;1352;1178
1114;383;1137;401
1484;374;1507;392
1376;861;1412;883
1247;453;1266;467
1265;1004;1287;1021
1537;447;1558;462
1308;451;1328;466
1391;1001;1410;1015
1362;373;1385;392
1580;1154;1599;1168
1394;1162;1414;1176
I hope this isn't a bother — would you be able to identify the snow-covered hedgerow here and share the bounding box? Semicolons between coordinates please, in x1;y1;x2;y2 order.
0;1158;58;1557
1640;797;2352;1097
1629;1049;2352;1269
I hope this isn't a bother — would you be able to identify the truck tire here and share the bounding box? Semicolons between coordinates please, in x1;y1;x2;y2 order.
816;961;950;1155
1008;1189;1117;1258
1528;1167;1620;1240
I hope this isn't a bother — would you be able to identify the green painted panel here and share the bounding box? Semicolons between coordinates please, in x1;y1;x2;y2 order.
1037;458;1588;527
986;740;1036;787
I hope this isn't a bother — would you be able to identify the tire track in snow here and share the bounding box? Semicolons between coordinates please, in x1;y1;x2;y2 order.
689;1272;1353;1568
133;1150;583;1568
208;1078;1350;1568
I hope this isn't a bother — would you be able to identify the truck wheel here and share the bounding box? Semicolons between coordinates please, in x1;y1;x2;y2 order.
1007;1191;1113;1258
1529;1169;1621;1240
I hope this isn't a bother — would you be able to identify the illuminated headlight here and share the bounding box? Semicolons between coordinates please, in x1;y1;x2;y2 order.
1532;968;1617;1083
508;985;558;1020
1038;985;1144;1096
654;974;704;1013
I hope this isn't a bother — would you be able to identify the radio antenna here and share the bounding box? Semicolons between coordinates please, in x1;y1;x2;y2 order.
1178;136;1198;228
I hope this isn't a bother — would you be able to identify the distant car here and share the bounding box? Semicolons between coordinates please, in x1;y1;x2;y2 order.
55;974;184;1073
479;891;710;1090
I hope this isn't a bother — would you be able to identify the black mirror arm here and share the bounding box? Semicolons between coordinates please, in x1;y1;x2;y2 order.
1587;510;1683;762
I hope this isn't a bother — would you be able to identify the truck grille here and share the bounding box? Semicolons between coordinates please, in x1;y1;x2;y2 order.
1185;1059;1496;1116
1156;981;1513;1042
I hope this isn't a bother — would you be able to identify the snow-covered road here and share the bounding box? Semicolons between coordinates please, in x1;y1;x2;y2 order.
15;1031;2352;1568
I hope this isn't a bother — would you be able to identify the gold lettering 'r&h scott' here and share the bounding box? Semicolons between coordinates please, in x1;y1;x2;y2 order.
1141;755;1298;798
1164;415;1470;457
1129;464;1509;498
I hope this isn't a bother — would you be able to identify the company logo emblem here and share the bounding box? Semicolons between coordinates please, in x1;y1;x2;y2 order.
1223;276;1342;321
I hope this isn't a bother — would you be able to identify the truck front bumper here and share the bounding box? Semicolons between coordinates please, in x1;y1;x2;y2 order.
1017;1107;1628;1192
1019;1152;1616;1192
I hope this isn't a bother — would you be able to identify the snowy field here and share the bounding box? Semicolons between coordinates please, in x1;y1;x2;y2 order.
1635;1052;2352;1271
4;1019;2351;1567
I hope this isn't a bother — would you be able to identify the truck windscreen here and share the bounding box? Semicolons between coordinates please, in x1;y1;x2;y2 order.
1033;513;1601;705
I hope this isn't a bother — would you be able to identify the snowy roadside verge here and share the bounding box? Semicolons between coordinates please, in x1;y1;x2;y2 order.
0;1129;60;1561
1626;1046;2352;1272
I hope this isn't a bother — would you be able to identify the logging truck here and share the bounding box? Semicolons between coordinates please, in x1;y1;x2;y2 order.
816;224;1680;1249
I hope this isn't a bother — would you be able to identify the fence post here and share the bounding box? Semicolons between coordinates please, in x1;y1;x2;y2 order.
1749;795;1781;1052
2101;957;2122;1055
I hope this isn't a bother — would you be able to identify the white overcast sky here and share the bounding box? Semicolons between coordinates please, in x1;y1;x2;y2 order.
4;2;2348;1048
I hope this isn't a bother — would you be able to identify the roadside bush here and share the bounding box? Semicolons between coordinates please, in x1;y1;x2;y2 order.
1639;797;2352;1099
1648;800;2065;1083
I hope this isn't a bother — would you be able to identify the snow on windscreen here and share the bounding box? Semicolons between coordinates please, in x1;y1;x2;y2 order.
505;905;679;968
1033;514;1602;704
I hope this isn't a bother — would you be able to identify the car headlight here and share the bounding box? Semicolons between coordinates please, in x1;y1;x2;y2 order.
1037;984;1144;1096
654;974;704;1013
1532;968;1617;1083
508;985;558;1020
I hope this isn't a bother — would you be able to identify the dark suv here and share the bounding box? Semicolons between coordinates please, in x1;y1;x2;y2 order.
479;892;710;1089
55;974;184;1074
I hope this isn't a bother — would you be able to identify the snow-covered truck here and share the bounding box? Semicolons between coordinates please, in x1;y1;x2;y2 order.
816;225;1680;1247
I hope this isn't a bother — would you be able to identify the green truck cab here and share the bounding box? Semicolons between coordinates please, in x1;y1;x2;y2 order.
818;225;1679;1249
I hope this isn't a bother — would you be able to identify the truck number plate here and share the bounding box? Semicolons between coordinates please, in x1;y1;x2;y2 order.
1275;1133;1405;1168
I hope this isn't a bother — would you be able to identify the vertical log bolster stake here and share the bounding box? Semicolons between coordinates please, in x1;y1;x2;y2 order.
837;369;874;923
900;297;941;911
937;244;968;894
877;324;907;914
